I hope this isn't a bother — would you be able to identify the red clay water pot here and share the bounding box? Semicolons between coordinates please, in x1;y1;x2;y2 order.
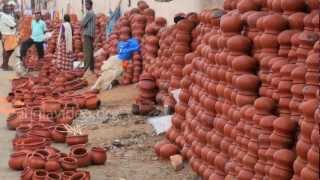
32;169;48;180
51;124;68;143
159;143;179;159
23;152;46;170
60;157;78;171
85;95;101;110
46;172;61;180
90;147;107;165
70;171;90;180
66;134;88;146
40;100;62;114
21;167;34;180
70;147;91;167
8;151;28;170
45;154;61;172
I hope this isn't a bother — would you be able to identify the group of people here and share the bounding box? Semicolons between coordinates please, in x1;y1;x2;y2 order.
0;0;97;74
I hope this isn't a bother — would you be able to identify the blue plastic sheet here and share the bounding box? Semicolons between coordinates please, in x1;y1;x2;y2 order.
106;6;121;38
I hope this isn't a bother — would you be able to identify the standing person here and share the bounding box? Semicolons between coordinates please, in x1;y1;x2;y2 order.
0;4;18;70
20;11;47;62
81;0;96;73
53;14;74;71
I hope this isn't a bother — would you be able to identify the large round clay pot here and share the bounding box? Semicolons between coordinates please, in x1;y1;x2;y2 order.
60;157;78;171
66;135;88;146
70;147;91;167
45;154;61;172
90;147;107;165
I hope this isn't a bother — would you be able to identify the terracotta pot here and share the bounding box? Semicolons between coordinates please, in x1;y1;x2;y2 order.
61;171;76;180
6;113;20;130
51;124;68;143
40;100;62;114
85;95;101;110
32;169;48;180
60;157;78;171
90;147;107;165
70;147;91;167
21;167;34;180
66;135;88;146
8;151;28;170
45;154;61;172
70;171;90;180
159;143;179;159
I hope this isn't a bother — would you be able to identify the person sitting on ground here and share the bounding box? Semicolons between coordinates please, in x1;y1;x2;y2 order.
91;38;140;91
20;11;47;63
0;3;18;70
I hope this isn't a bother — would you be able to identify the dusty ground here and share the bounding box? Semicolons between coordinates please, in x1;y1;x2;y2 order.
72;84;197;180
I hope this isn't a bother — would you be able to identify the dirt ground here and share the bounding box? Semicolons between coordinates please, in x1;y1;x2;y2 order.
73;84;197;180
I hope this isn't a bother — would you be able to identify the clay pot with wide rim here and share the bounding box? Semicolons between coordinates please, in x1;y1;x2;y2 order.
60;157;78;171
70;146;91;167
51;124;68;143
8;151;29;170
70;171;90;180
84;94;101;110
45;154;61;172
90;147;107;165
32;169;48;180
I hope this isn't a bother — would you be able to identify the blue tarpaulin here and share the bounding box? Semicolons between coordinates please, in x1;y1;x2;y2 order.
117;38;140;60
106;5;121;38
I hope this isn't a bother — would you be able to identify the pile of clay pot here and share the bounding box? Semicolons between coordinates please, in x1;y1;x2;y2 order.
19;16;33;42
6;57;104;179
154;0;320;179
94;14;108;51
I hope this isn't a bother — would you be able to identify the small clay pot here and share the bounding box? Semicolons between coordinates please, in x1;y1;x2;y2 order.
21;167;34;180
45;154;61;172
46;172;62;180
32;169;48;180
70;147;91;167
90;147;107;165
8;151;28;170
51;124;68;143
40;100;62;114
159;143;179;159
85;95;101;110
60;157;78;171
70;171;90;180
66;135;89;146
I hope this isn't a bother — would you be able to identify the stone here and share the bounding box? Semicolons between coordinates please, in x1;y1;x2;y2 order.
170;154;184;171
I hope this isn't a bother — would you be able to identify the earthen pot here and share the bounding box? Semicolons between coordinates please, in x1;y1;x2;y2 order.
45;154;61;172
70;171;90;180
60;157;78;171
90;147;107;165
159;143;179;159
8;151;28;170
66;135;88;146
40;100;61;114
51;124;68;143
46;172;61;180
32;169;48;180
70;147;91;167
85;95;101;110
21;167;34;180
263;14;288;34
220;14;243;33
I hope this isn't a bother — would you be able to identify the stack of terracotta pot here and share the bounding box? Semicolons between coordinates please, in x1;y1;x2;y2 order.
133;73;157;115
72;22;83;60
19;16;32;42
94;14;108;50
154;0;320;179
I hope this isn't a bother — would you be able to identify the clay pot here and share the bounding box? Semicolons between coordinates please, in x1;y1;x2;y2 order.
220;14;243;33
51;124;68;143
70;147;91;167
24;152;46;169
85;95;101;110
60;157;78;171
8;151;28;170
90;147;107;165
40;100;62;114
46;172;62;180
45;154;61;172
32;169;48;180
66;134;88;146
263;14;288;34
21;167;34;180
159;143;179;159
6;113;20;130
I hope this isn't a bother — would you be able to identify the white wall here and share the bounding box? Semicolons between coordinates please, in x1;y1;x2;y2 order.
54;0;224;22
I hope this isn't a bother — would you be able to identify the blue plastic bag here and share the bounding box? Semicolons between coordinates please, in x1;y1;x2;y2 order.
117;38;140;60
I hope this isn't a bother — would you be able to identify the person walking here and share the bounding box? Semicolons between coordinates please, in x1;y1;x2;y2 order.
81;0;96;73
53;14;74;71
0;3;18;70
20;11;47;61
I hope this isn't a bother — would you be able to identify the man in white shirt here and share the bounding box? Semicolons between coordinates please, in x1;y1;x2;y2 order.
0;4;17;70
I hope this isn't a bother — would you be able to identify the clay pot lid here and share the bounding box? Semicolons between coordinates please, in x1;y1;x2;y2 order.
280;64;297;79
278;30;299;45
280;0;306;14
300;99;319;117
306;53;320;69
273;149;296;167
232;55;257;72
263;14;288;33
260;115;277;130
254;97;276;112
220;14;243;33
298;31;319;47
236;74;260;93
247;11;268;28
291;66;306;83
227;35;252;52
271;58;288;73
